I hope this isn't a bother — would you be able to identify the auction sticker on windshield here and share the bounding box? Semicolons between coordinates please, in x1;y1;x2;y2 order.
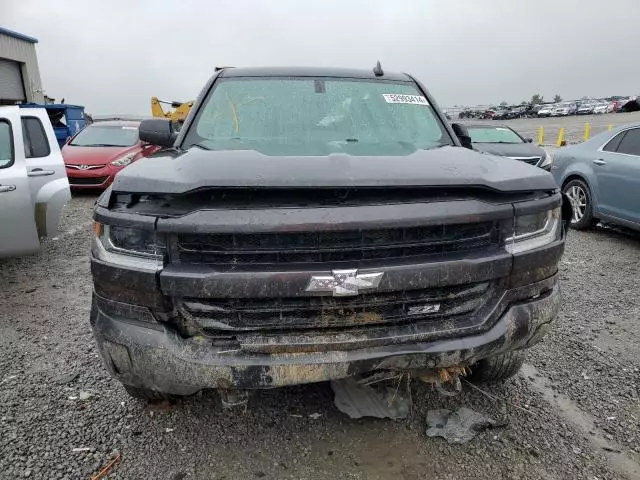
382;94;429;105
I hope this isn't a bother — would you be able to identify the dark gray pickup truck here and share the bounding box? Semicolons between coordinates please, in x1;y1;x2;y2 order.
90;66;569;401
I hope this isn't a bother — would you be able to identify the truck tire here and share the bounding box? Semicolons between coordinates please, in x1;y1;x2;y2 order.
563;178;596;230
123;385;173;402
470;351;526;383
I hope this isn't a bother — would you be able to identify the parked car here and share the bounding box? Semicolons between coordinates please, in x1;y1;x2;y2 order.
506;105;528;119
576;102;596;115
62;121;161;189
551;123;640;231
480;108;496;119
492;108;511;120
89;65;570;402
467;124;552;170
611;100;627;112
459;108;490;119
537;104;555;117
617;97;640;113
552;102;577;116
592;102;610;114
0;106;71;257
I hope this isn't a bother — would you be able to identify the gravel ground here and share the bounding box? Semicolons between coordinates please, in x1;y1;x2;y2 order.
1;194;639;480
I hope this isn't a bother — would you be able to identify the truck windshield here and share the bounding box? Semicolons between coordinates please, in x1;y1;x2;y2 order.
70;125;139;147
183;77;453;156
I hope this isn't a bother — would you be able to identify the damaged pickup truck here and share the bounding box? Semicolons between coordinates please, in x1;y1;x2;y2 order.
90;66;570;402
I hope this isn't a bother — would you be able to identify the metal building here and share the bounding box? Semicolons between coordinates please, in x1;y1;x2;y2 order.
0;26;44;105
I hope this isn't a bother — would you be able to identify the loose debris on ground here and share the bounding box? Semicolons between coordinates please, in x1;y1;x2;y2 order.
331;376;411;420
425;407;503;444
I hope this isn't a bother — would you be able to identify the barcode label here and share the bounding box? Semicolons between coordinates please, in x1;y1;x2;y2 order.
382;94;429;105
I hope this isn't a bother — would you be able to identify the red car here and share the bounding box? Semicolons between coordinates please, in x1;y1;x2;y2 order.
62;121;161;189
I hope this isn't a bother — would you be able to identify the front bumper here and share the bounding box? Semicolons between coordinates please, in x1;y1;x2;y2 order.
66;167;117;189
90;275;560;394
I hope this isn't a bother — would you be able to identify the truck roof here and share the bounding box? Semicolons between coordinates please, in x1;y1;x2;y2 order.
219;66;412;81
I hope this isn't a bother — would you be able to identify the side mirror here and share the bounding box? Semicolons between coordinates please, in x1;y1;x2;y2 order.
525;138;533;143
139;119;177;148
451;123;473;149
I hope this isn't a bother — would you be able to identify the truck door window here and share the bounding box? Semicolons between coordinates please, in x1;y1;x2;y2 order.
21;117;51;158
0;121;14;169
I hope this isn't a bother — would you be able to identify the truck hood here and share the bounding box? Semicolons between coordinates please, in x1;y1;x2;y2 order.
111;145;557;194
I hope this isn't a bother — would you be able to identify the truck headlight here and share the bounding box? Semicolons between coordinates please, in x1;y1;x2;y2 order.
506;207;561;254
93;223;164;270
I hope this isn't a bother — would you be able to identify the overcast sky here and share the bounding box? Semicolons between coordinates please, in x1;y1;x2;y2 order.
3;0;639;115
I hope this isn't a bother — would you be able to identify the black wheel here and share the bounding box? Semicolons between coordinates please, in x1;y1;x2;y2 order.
563;178;596;230
124;385;173;401
470;351;526;383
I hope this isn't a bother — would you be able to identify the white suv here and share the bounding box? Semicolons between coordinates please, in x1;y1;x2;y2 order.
0;106;71;257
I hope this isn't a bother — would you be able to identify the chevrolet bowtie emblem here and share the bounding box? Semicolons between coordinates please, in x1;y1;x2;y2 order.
305;269;384;296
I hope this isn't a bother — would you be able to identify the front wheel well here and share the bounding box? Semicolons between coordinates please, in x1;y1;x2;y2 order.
561;175;599;226
561;174;588;190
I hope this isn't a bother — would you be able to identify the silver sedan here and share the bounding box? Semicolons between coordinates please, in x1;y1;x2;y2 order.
551;123;640;231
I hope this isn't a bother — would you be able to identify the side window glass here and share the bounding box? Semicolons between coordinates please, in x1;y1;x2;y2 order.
0;121;13;169
616;128;640;156
602;131;625;152
21;117;51;159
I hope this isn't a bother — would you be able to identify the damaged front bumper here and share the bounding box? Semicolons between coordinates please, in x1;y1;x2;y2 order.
90;275;559;395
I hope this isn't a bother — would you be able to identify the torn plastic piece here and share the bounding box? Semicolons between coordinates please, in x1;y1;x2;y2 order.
220;389;249;409
426;407;499;444
331;376;411;419
434;375;462;397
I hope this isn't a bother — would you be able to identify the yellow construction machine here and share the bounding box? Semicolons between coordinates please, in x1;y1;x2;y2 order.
150;97;194;123
150;69;235;123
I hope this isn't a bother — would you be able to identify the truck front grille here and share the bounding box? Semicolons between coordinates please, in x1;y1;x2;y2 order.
68;176;109;185
178;281;493;332
175;222;499;266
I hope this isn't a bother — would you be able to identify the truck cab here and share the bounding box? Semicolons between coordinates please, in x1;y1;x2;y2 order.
0;106;71;257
